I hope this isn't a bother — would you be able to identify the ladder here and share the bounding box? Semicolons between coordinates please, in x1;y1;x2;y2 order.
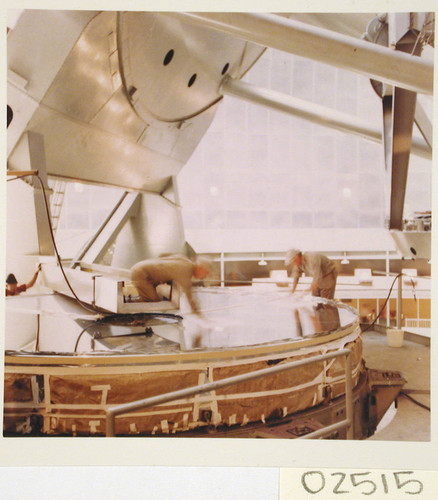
49;179;67;235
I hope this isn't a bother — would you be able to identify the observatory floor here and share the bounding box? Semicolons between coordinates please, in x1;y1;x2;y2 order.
362;330;430;442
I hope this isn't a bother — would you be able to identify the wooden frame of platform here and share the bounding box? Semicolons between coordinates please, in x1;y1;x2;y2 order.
5;318;363;436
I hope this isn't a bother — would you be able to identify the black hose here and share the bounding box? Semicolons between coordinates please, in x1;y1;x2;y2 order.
361;273;402;333
74;323;97;353
8;173;111;315
35;314;40;352
400;391;430;412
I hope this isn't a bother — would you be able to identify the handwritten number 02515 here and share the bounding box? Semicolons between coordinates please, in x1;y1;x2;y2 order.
301;471;423;495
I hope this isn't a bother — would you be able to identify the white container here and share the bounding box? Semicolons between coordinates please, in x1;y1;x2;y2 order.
386;328;404;347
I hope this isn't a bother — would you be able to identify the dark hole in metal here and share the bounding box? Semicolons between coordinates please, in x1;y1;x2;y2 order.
267;358;285;366
163;49;174;66
410;247;417;255
221;62;229;75
7;105;13;127
188;73;197;87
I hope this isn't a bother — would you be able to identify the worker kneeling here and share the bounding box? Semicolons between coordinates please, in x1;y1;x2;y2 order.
285;249;337;300
130;254;211;316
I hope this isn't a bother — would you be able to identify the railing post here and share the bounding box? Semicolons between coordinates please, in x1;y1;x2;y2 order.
397;274;403;329
344;351;354;439
106;409;116;437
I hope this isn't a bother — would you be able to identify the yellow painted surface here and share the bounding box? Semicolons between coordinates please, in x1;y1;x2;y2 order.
419;298;431;319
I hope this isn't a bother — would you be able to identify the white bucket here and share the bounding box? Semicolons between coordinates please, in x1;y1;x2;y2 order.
386;328;404;347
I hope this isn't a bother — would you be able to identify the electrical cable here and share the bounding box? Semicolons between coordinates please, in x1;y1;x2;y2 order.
8;173;111;315
362;270;420;332
9;173;188;356
5;174;426;333
361;272;402;333
74;323;98;353
35;314;40;352
400;391;430;412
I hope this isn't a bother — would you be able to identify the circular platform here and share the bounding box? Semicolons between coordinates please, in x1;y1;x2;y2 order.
4;288;363;436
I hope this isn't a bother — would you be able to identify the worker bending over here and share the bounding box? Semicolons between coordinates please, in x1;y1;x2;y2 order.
6;264;42;296
130;254;211;316
285;249;337;300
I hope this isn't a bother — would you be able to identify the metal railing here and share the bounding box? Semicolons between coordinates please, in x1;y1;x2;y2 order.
405;318;431;329
105;348;354;438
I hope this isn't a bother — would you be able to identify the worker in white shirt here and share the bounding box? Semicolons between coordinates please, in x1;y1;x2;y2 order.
285;249;337;300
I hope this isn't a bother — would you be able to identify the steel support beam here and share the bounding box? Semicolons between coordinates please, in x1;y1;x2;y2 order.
19;132;54;256
382;17;423;231
389;87;418;230
414;100;433;151
382;95;394;211
221;77;431;160
173;12;433;95
397;275;403;329
73;191;141;266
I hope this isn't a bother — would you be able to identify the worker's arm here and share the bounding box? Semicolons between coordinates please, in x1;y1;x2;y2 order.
185;286;203;317
290;267;301;294
25;264;41;290
291;277;298;293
